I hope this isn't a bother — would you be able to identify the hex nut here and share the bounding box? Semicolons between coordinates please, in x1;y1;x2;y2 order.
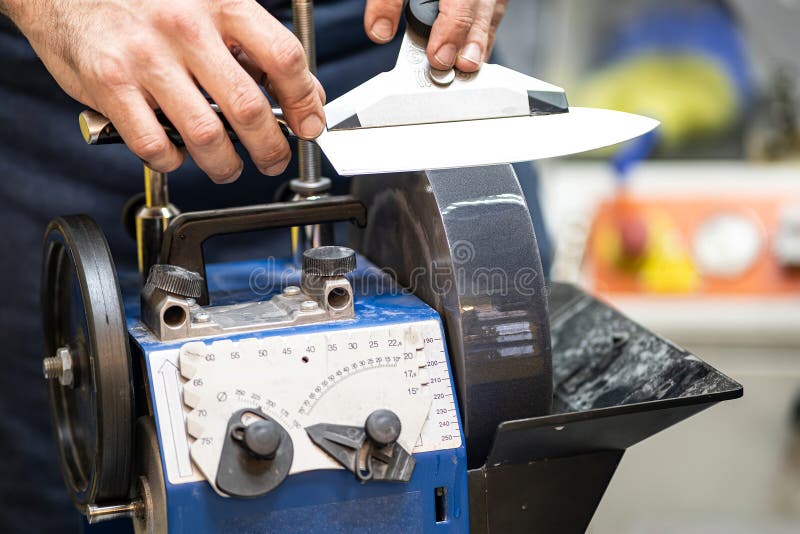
57;346;74;387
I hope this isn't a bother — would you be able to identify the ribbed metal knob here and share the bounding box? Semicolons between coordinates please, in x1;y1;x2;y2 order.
302;246;356;277
145;264;203;298
405;0;439;38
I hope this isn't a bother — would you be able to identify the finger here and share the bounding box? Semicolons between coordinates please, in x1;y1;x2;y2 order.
313;75;327;106
427;0;479;69
143;67;243;183
454;1;494;72
234;49;326;105
186;38;291;176
364;0;404;44
98;87;184;172
231;49;278;102
232;45;262;81
486;0;508;56
222;3;325;140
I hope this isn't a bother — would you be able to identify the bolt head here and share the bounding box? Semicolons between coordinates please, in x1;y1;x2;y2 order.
193;311;211;323
300;300;318;312
57;346;74;387
283;286;301;296
429;67;455;86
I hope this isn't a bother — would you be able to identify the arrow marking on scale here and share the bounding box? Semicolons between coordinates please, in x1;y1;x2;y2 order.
159;359;194;478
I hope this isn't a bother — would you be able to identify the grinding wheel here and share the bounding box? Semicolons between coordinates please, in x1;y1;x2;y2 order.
41;215;133;508
350;165;553;467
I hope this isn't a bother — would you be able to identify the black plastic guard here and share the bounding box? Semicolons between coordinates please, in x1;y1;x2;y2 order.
468;283;743;533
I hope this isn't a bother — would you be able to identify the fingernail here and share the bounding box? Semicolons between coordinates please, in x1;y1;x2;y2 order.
300;114;324;139
460;43;483;66
265;159;289;176
219;165;243;184
434;44;458;68
370;17;394;42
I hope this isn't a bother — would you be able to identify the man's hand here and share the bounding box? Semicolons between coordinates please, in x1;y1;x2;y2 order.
364;0;508;72
4;0;326;183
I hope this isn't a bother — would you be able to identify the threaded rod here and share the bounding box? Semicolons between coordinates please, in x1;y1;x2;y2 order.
292;0;323;187
43;356;62;380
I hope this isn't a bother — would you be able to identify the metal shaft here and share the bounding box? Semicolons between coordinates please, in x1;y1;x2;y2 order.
144;165;168;207
292;0;317;74
292;0;322;187
291;0;332;261
85;501;141;524
136;166;179;277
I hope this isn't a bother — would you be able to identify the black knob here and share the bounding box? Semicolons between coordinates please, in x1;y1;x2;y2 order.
405;0;439;39
302;246;357;277
238;419;282;460
365;409;402;447
145;264;204;299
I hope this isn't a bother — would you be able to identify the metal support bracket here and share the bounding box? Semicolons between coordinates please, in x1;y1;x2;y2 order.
160;196;366;305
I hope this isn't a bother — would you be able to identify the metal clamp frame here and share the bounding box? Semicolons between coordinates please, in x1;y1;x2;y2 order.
160;195;367;305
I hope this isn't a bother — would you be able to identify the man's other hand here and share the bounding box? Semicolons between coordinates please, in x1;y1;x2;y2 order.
5;0;326;183
364;0;508;71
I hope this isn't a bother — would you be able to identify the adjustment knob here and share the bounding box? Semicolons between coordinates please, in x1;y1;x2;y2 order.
365;409;402;447
302;246;357;277
239;419;282;460
405;0;439;39
145;264;203;299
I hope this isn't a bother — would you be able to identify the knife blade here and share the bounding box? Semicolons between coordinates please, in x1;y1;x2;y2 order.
318;107;659;176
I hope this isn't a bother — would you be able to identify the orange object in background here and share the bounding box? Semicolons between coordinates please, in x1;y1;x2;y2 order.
586;194;800;296
611;192;650;264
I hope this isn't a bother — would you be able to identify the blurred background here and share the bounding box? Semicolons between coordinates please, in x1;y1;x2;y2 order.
497;1;800;532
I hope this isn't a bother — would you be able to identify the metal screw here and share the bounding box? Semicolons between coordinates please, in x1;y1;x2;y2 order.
43;346;74;387
300;300;318;312
429;67;455;86
85;500;142;524
186;298;198;308
283;285;301;296
42;356;62;380
193;311;211;323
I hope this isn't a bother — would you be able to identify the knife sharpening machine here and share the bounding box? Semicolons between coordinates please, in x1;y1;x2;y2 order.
42;1;741;532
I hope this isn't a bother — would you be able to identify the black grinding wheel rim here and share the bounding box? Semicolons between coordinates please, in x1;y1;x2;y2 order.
41;215;133;508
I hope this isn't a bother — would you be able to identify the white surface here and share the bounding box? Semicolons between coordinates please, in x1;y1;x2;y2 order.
149;320;461;488
149;349;202;485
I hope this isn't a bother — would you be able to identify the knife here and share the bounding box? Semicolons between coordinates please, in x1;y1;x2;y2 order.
80;104;658;177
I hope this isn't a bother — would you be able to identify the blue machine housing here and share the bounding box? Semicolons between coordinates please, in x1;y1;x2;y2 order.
126;257;470;533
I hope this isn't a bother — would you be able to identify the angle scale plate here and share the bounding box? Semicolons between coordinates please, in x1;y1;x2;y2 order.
176;319;460;493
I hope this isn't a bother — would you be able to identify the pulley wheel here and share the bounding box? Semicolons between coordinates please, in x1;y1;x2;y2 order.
41;215;133;508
